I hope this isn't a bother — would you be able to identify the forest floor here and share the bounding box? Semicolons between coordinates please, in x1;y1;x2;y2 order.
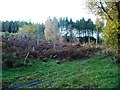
2;56;119;89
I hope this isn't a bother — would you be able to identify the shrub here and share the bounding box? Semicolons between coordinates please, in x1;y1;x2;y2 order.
2;37;103;63
2;52;25;70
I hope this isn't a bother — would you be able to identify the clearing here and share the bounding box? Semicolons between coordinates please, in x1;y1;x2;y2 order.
2;56;119;88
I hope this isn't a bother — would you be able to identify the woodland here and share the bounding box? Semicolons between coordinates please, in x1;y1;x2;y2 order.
1;0;120;89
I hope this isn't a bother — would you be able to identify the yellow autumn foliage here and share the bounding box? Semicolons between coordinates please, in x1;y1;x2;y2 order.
17;24;39;39
44;18;61;41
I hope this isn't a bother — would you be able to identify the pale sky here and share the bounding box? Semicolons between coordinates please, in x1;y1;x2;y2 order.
0;0;96;23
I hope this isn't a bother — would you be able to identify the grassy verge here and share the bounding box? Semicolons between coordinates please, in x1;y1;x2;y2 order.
2;56;119;88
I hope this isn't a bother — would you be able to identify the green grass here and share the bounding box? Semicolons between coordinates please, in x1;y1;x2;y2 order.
2;56;119;88
0;41;6;46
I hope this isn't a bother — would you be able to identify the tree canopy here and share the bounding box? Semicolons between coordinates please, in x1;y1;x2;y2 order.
85;0;120;54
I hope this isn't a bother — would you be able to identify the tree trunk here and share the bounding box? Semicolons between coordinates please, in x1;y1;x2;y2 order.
53;41;56;51
88;36;90;45
96;26;99;47
37;34;39;45
88;29;91;45
83;29;85;45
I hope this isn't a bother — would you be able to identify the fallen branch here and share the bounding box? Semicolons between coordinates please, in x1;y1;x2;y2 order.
24;52;29;64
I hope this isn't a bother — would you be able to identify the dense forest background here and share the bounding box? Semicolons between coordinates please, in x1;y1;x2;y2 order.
0;17;103;44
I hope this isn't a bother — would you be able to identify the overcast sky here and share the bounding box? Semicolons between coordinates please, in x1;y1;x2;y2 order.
0;0;96;23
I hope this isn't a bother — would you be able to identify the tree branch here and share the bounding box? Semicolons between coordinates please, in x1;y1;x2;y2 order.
99;2;113;21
